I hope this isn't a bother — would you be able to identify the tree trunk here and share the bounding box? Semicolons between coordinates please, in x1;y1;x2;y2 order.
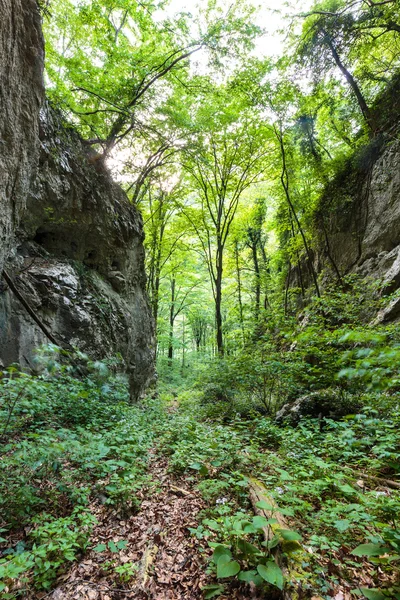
323;31;374;131
168;277;176;363
277;129;321;298
251;241;261;321
284;261;291;315
259;241;271;310
181;314;186;370
319;211;343;285
234;241;245;345
215;244;224;356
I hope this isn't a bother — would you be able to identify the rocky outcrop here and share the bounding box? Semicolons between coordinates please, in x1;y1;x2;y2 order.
316;136;400;294
0;2;154;398
1;105;155;398
286;80;400;315
275;389;361;425
0;0;44;272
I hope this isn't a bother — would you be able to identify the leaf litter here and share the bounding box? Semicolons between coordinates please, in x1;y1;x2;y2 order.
31;454;214;600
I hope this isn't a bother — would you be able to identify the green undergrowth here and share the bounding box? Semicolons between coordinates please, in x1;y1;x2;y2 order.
0;351;162;596
155;390;400;599
1;346;399;599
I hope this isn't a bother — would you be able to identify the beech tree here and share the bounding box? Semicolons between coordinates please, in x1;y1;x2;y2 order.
182;96;272;355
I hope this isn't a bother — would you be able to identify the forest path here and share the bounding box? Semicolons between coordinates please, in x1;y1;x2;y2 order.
41;453;227;600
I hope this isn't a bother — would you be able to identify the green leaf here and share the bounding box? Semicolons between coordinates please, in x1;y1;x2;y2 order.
108;541;118;553
237;538;260;556
212;545;232;563
257;561;284;590
203;519;220;531
253;515;269;529
334;519;351;533
359;588;386;600
216;555;241;579
338;483;357;495
202;584;225;599
262;535;280;550
256;500;276;511
93;543;107;553
116;540;128;550
238;570;263;585
279;530;302;541
351;544;389;557
190;462;202;470
243;523;257;533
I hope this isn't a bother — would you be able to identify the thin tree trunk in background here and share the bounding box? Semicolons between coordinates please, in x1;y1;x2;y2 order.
284;261;291;315
168;277;176;363
251;241;261;321
276;128;321;298
215;241;224;356
234;241;245;345
289;212;306;299
259;242;271;309
319;212;343;285
181;314;186;370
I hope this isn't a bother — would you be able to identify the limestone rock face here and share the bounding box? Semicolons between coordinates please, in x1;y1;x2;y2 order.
0;1;154;399
312;135;400;318
1;105;155;398
362;140;400;256
0;0;44;272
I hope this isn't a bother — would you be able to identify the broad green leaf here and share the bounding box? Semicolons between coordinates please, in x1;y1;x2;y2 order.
202;584;225;599
279;529;302;541
212;545;232;563
203;519;220;531
351;544;390;557
216;555;241;578
238;570;263;585
257;561;284;590
243;523;257;533
190;463;202;470
256;500;276;511
262;535;280;550
334;519;351;533
359;588;387;600
93;543;107;552
253;515;269;529
237;538;260;555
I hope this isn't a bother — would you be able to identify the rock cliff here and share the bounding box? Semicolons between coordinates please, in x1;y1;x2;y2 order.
0;2;154;398
315;136;400;295
298;84;400;321
0;0;44;272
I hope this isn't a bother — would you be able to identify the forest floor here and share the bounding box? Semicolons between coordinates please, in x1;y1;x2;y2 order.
37;447;264;600
1;376;399;600
41;453;210;600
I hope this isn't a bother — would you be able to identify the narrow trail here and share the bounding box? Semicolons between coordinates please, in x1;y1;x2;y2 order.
40;455;213;600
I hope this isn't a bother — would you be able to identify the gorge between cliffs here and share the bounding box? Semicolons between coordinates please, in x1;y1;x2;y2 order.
1;1;400;599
